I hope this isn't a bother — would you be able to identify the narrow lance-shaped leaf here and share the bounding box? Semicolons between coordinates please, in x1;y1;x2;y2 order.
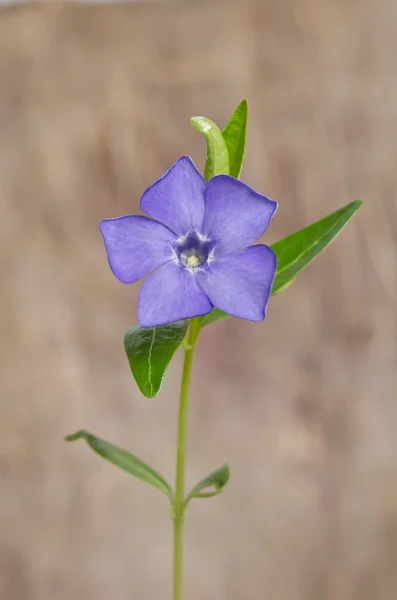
190;116;229;181
185;464;230;504
222;99;248;178
271;199;362;294
124;321;188;398
202;200;363;327
65;430;173;501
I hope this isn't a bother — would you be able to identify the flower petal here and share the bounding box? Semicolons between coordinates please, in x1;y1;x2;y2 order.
140;156;206;236
100;215;176;284
138;261;213;327
196;245;277;321
203;175;277;255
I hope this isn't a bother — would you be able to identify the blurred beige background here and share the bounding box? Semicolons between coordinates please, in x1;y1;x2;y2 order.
1;1;397;599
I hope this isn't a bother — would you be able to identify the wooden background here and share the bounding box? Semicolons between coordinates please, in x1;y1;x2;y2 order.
1;1;396;599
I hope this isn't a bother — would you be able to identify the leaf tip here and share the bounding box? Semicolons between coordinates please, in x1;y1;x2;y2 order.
189;115;202;128
141;385;158;400
190;116;213;134
239;98;248;111
219;463;231;485
65;430;86;442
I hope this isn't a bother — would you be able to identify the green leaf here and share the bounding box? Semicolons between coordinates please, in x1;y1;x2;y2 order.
222;99;248;178
65;430;173;500
186;464;230;503
271;200;362;295
190;116;229;181
201;307;229;327
202;201;363;327
124;321;188;398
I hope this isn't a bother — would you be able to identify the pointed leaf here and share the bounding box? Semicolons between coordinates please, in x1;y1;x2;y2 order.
202;201;363;326
65;430;173;500
222;99;248;178
190;116;229;181
186;464;230;503
124;321;188;398
271;200;362;295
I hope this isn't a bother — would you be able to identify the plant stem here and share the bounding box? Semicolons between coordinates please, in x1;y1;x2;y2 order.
173;317;201;600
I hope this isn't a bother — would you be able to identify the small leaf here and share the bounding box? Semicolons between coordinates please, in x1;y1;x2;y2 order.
202;201;363;327
190;116;229;181
186;464;230;503
124;321;188;398
201;307;228;327
222;99;248;178
65;430;173;500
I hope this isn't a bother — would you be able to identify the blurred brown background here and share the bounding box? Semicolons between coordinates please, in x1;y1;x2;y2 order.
1;1;396;599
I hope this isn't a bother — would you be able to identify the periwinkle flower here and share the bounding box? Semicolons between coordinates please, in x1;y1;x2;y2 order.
100;157;277;327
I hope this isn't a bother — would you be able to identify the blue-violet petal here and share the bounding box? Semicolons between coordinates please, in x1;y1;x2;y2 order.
196;245;277;321
100;215;176;284
138;261;213;327
203;175;277;256
140;156;206;236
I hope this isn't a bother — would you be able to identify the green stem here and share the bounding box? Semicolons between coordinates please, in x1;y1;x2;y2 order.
173;317;201;600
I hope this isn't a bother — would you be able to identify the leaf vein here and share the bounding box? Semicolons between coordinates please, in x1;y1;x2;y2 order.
147;327;156;396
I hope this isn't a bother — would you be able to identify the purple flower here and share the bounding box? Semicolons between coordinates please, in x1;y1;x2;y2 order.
100;157;277;327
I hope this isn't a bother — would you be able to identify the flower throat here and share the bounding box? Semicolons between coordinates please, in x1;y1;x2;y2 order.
174;230;214;269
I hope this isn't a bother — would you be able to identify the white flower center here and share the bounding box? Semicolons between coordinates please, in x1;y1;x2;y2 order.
186;254;201;268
